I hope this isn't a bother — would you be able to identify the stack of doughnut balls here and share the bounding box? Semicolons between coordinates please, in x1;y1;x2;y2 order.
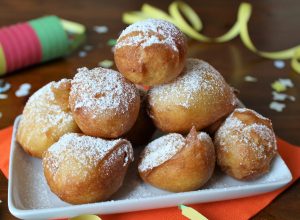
17;19;277;204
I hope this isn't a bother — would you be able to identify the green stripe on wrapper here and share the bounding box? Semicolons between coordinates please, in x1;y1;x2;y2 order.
29;16;68;62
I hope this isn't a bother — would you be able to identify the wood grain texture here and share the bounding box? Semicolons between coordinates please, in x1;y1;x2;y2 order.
0;0;299;219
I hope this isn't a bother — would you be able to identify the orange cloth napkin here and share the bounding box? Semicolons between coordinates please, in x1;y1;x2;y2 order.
1;125;300;220
0;126;12;179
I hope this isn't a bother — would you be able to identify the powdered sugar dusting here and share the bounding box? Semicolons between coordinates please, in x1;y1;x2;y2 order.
197;132;211;142
149;59;229;108
70;67;138;116
215;110;277;159
45;133;133;180
23;79;75;134
138;133;185;172
116;19;185;52
244;123;277;152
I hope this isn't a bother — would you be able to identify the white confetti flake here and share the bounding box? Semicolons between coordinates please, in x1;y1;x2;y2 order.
0;94;8;99
78;51;87;58
272;91;295;102
269;101;286;112
15;83;31;97
98;60;114;68
93;25;108;34
0;81;11;93
244;75;258;82
278;78;294;88
273;60;285;69
288;96;296;101
84;45;93;51
20;83;31;90
16;90;29;97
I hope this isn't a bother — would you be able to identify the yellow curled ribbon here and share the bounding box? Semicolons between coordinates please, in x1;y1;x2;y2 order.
69;214;101;220
61;18;86;52
123;1;300;73
179;204;208;220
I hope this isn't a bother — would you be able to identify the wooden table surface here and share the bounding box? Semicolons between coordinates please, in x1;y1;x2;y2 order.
0;0;300;219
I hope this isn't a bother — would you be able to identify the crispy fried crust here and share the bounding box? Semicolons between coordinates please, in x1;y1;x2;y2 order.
114;21;187;86
148;59;236;134
214;108;277;180
43;136;133;204
69;67;140;138
139;127;215;192
16;79;80;158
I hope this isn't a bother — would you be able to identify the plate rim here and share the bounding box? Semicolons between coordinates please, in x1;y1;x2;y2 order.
8;115;293;219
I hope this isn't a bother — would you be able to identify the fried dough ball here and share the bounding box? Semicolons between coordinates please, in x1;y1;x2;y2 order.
43;133;134;204
148;58;236;133
214;108;277;180
138;127;215;192
17;79;80;158
114;19;187;86
69;67;140;138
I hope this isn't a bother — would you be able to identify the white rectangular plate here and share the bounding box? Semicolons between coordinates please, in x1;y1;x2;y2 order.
8;116;292;219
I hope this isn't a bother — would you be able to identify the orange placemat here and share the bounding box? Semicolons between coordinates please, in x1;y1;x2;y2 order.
1;125;300;220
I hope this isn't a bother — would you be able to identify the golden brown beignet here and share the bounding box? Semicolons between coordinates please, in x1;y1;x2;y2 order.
69;67;140;138
114;19;187;86
17;79;80;158
43;133;134;204
214;108;277;180
148;58;236;133
138;127;215;192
